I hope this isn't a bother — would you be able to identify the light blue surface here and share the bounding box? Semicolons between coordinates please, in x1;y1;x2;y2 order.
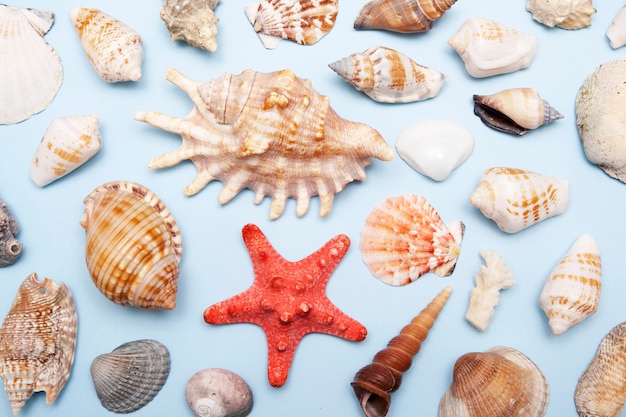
1;0;625;416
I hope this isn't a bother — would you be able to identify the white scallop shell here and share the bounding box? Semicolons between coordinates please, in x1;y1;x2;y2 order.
0;5;63;125
607;5;626;49
526;0;595;29
395;119;474;181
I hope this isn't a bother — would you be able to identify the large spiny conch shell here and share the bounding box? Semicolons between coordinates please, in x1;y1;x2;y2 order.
352;286;452;417
607;6;626;49
473;88;564;136
0;273;78;415
469;167;570;233
161;0;220;52
328;46;446;104
0;200;22;267
438;346;549;417
354;0;458;33
80;181;183;309
448;17;537;78
245;0;338;49
135;68;395;220
360;195;464;286
0;5;62;125
91;339;170;414
539;234;601;336
185;368;253;417
71;7;143;82
30;114;102;187
526;0;595;29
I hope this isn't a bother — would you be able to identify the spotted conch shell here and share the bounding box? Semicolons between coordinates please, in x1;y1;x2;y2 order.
607;6;626;49
245;0;338;49
160;0;220;52
526;0;595;29
360;194;464;286
469;167;570;233
135;68;395;220
354;0;458;33
0;273;78;415
575;321;626;417
328;46;446;103
539;234;601;336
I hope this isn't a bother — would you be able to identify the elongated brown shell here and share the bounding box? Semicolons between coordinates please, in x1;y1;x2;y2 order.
0;273;78;415
354;0;458;33
80;181;183;309
351;286;452;417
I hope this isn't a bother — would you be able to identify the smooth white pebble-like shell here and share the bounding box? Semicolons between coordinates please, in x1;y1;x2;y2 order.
607;5;626;49
185;368;253;417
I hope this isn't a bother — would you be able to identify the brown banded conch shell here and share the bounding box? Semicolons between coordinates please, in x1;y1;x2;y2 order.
160;0;220;52
354;0;458;33
0;199;22;267
80;181;183;309
351;286;452;417
185;368;253;417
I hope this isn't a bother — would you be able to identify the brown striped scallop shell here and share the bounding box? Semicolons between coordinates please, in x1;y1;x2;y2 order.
80;181;182;309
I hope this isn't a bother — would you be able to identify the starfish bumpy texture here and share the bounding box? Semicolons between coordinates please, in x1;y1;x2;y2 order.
203;223;368;387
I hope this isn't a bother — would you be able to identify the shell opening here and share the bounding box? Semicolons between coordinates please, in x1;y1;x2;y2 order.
351;385;391;417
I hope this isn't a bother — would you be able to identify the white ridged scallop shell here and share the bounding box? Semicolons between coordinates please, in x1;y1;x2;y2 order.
30;114;102;187
607;6;626;49
245;0;338;49
448;17;537;78
469;167;569;233
395;119;473;181
71;7;143;82
185;368;253;417
526;0;595;29
539;234;601;336
328;45;446;103
360;194;464;286
0;5;63;125
161;0;220;52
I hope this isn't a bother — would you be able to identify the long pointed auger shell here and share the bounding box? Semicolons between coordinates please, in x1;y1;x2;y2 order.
351;286;452;417
354;0;458;33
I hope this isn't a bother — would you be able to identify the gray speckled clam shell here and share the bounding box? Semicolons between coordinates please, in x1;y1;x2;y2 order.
0;199;22;267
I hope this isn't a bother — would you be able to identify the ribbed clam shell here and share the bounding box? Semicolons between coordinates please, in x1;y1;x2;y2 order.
161;0;220;52
71;7;143;82
438;346;549;417
0;5;63;125
526;0;595;29
245;0;338;49
354;0;458;33
360;195;464;286
185;368;253;417
448;17;537;78
328;46;446;103
0;199;22;267
539;234;601;336
91;339;170;414
469;167;570;233
0;273;78;415
607;6;626;49
80;181;183;309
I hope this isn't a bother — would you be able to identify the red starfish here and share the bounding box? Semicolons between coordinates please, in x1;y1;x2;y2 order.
203;223;368;387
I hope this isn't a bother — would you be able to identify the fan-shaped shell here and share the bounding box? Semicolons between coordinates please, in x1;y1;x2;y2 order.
328;46;446;103
245;0;338;49
354;0;458;33
0;5;63;125
161;0;220;52
360;195;464;286
71;7;143;82
134;68;395;220
91;339;170;414
526;0;595;29
80;181;183;309
0;273;77;415
185;368;253;417
438;346;549;417
539;234;601;336
0;200;22;267
469;167;569;233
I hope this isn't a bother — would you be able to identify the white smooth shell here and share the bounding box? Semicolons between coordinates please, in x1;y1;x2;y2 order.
185;368;253;417
607;5;626;49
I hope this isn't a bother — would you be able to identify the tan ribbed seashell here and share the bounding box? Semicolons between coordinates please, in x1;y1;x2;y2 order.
526;0;595;30
439;346;549;417
469;167;569;233
0;273;78;415
540;234;601;336
71;7;143;82
245;0;338;49
352;286;452;417
135;68;395;220
354;0;458;33
91;339;170;414
328;46;446;103
161;0;220;52
80;181;183;309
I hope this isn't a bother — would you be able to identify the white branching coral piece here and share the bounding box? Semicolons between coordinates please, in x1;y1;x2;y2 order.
465;249;515;331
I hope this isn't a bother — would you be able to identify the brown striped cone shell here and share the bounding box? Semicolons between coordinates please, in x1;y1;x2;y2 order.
438;346;549;417
469;167;569;233
352;286;452;417
80;181;183;309
245;0;338;49
134;68;395;220
328;45;446;103
354;0;458;33
540;234;601;335
91;339;170;414
161;0;220;52
0;273;78;415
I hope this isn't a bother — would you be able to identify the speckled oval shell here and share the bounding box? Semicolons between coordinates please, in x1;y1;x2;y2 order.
0;199;22;267
185;368;253;417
